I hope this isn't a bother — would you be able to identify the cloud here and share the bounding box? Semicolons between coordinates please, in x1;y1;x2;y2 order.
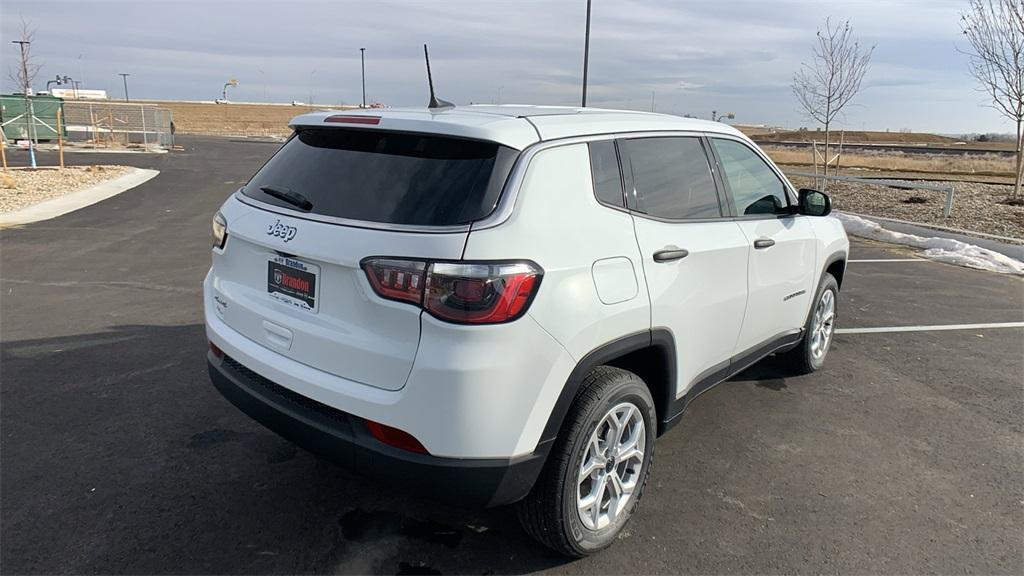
0;0;1010;133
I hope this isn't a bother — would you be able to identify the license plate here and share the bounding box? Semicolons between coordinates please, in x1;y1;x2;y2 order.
268;256;319;313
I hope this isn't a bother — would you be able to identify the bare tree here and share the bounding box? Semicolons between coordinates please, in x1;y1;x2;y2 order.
961;0;1024;199
792;18;874;182
6;17;41;94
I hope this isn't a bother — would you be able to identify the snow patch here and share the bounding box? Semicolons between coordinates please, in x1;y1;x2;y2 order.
835;212;1024;275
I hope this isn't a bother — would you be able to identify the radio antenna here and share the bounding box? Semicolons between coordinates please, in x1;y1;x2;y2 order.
424;44;454;109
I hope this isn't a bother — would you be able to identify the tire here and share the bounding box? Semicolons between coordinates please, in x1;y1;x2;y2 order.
779;272;839;374
517;366;656;557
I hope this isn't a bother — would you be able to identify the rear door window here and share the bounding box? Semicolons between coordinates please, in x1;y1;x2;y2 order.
620;137;722;220
243;129;518;226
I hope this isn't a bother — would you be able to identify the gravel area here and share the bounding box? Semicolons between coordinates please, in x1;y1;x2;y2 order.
787;174;1024;240
0;166;133;214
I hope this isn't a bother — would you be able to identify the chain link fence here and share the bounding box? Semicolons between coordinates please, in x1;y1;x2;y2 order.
61;101;174;149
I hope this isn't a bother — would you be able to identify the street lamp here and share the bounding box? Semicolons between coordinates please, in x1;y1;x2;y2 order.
118;73;130;102
712;110;736;122
360;48;366;108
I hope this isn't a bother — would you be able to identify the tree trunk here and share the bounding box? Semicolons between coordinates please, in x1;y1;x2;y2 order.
822;121;831;192
1015;117;1023;198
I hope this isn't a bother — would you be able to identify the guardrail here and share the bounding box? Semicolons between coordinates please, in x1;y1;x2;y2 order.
788;171;956;218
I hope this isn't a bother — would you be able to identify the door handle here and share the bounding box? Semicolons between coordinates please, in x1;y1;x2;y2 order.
653;248;689;262
753;238;775;249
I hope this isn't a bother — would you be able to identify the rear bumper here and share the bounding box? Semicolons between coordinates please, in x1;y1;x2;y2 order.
207;352;547;508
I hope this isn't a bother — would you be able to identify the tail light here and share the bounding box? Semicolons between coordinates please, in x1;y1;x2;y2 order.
361;258;542;325
212;211;227;249
361;258;426;304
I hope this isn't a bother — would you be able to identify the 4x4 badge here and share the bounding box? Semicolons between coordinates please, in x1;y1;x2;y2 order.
267;219;297;242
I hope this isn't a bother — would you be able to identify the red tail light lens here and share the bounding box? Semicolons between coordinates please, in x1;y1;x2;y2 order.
425;262;541;324
361;258;543;325
361;258;426;305
366;420;428;454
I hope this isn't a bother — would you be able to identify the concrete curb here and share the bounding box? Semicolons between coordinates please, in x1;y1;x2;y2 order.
0;168;160;228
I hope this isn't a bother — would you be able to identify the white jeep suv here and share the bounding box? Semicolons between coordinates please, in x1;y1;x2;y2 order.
205;105;849;556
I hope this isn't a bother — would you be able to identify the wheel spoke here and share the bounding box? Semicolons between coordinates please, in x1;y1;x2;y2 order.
607;473;625;518
617;428;638;454
578;473;604;509
610;471;629;498
618;446;643;465
580;457;603;481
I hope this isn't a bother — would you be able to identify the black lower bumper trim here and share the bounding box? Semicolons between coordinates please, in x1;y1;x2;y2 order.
207;352;547;508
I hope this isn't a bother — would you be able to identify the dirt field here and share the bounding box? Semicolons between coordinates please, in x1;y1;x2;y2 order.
762;145;1017;182
138;100;354;137
752;129;962;144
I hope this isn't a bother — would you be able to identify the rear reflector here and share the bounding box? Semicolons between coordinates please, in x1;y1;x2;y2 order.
324;115;381;125
366;420;428;454
209;341;224;359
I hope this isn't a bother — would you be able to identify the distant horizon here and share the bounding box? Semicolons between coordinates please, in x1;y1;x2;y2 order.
1;0;1015;135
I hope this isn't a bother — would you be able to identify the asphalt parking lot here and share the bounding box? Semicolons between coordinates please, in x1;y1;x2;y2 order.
2;136;1022;575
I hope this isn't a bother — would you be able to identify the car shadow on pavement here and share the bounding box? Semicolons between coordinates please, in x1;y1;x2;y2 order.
1;324;573;575
728;355;793;391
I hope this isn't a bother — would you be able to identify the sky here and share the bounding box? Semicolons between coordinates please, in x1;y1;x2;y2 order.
0;0;1011;134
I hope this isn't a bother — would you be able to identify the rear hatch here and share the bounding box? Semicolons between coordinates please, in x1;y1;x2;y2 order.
211;127;518;390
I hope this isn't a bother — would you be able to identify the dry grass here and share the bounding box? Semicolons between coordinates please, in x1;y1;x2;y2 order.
751;129;962;145
138;100;357;137
741;128;1017;151
763;145;1017;180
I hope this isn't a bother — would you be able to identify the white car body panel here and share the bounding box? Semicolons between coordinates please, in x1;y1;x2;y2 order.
732;217;818;352
205;105;850;462
206;281;576;458
211;194;466;391
462;143;649;362
630;218;751;395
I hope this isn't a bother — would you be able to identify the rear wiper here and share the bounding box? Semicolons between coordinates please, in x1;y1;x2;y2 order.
259;185;313;211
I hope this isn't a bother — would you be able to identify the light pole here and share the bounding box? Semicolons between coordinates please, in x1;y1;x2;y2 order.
581;0;592;107
12;39;36;168
119;73;130;102
360;48;366;108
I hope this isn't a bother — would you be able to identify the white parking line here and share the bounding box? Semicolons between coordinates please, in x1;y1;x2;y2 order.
836;322;1024;334
848;258;927;263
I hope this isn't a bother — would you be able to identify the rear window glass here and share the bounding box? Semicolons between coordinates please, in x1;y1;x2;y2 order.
243;129;518;226
588;141;624;207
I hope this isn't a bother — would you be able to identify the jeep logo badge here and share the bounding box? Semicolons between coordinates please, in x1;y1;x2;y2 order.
267;219;297;242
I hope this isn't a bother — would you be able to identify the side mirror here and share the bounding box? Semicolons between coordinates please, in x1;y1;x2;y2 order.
798;188;831;217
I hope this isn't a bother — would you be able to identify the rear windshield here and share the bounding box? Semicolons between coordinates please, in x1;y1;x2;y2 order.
243;129;518;226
